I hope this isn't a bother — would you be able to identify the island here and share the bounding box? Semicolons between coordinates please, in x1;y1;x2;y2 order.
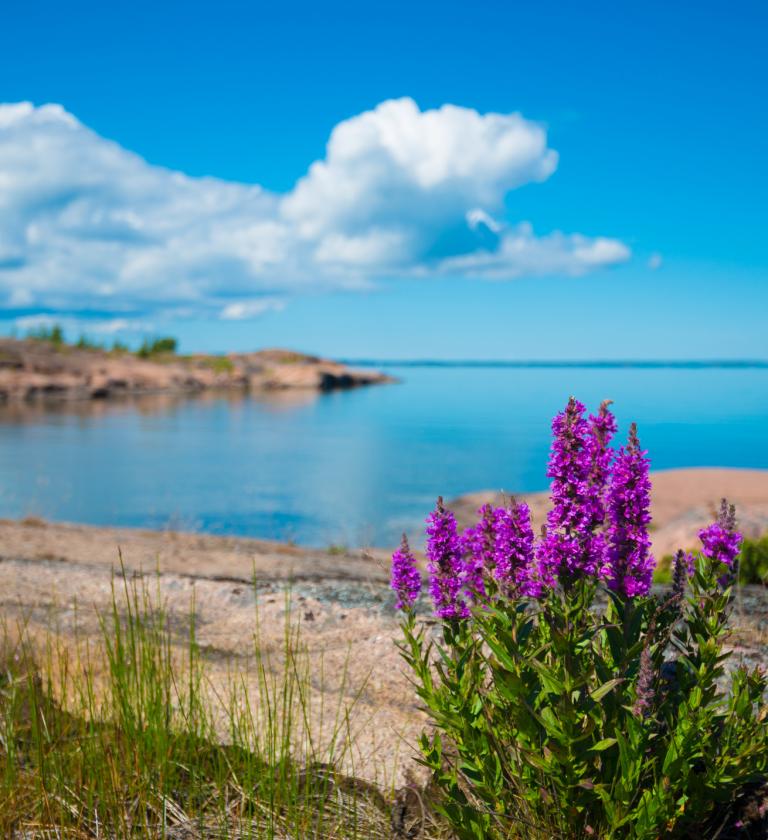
0;336;394;402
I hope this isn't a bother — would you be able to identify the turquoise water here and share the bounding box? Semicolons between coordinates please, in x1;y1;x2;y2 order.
1;364;767;547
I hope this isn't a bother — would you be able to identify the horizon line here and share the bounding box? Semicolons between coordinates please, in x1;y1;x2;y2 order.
342;358;768;369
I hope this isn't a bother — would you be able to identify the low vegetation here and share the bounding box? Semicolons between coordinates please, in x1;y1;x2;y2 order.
26;323;65;347
26;323;180;359
200;354;236;374
136;336;178;358
0;571;416;839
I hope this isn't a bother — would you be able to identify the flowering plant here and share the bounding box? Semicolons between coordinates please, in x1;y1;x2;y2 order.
392;399;768;839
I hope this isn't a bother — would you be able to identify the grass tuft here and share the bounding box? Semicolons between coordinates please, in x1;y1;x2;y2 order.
0;566;430;838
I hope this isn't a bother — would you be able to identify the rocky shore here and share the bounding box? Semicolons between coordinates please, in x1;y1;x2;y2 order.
0;339;394;402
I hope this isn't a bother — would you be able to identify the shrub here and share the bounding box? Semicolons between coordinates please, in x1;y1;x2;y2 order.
136;336;178;358
739;534;768;584
27;323;64;347
202;354;235;374
75;334;102;351
393;398;768;839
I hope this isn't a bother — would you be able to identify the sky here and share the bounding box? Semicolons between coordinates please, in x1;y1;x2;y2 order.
0;0;766;360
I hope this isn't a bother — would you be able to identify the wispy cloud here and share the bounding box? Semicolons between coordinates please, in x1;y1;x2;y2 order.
647;252;663;270
0;99;630;322
219;298;286;320
12;313;153;337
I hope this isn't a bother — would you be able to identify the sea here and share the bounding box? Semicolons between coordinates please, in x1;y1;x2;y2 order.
1;362;766;548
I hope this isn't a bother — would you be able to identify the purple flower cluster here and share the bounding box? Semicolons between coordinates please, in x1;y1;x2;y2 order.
462;500;538;598
426;498;469;619
585;400;618;530
495;500;539;596
461;504;494;601
536;398;615;586
699;499;742;588
390;398;743;617
605;423;655;598
390;533;422;610
699;499;742;567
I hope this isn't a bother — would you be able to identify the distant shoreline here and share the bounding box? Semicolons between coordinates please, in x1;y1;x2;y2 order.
0;338;394;403
343;358;768;369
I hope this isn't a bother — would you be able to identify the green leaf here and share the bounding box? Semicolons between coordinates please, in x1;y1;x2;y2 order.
590;737;618;751
529;657;565;695
590;678;624;702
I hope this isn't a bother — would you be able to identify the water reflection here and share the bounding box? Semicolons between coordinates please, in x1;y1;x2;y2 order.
0;387;321;424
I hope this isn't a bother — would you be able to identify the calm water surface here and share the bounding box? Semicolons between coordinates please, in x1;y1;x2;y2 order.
1;365;767;547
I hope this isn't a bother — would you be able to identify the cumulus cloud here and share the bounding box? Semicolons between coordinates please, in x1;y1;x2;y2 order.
0;98;630;320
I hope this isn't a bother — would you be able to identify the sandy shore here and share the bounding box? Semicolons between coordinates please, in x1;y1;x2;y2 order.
1;467;767;784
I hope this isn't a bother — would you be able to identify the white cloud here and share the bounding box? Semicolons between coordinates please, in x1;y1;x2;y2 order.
0;99;630;320
219;297;285;320
12;313;152;337
89;317;153;335
13;313;62;331
648;252;663;270
437;223;631;278
282;98;557;243
8;287;33;306
466;208;503;235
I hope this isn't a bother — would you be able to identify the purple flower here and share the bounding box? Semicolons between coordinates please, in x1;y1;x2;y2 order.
585;400;617;537
495;500;540;596
536;397;605;586
699;499;742;588
461;504;494;601
462;500;539;599
605;423;655;598
390;533;422;610
699;499;742;567
426;497;469;619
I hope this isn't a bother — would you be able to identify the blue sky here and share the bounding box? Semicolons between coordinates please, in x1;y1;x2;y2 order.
0;0;766;359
